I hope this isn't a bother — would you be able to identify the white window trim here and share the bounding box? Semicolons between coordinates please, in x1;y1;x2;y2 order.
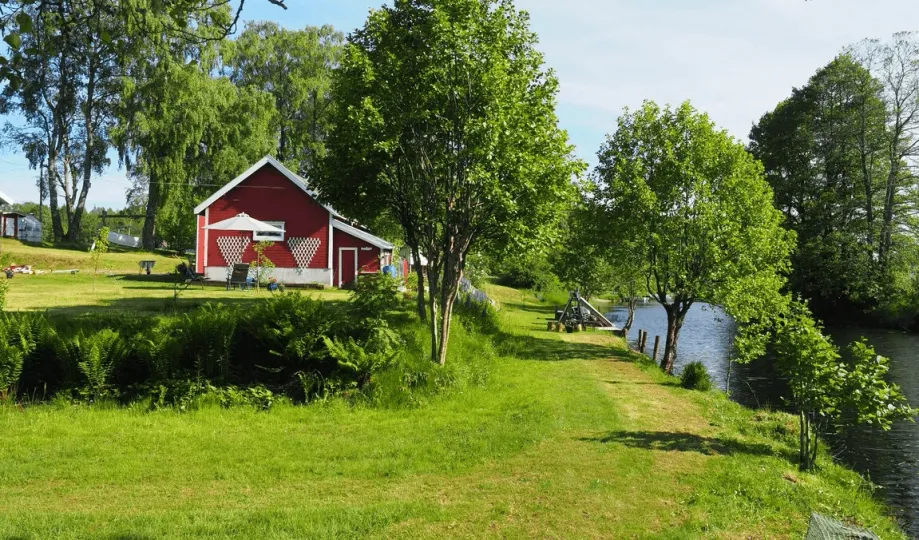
253;221;286;242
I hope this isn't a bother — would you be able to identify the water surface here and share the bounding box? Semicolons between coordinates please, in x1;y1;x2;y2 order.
605;302;919;536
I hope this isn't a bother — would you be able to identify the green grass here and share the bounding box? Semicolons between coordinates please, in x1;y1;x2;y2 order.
0;239;348;312
0;278;906;538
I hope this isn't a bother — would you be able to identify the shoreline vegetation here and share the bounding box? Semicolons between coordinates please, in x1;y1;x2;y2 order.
0;260;907;537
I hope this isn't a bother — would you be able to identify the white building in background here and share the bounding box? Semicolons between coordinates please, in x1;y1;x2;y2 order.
1;212;43;243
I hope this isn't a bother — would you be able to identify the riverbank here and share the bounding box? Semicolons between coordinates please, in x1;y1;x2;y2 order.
0;285;904;538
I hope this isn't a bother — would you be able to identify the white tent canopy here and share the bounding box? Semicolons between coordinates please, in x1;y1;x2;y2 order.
205;212;283;233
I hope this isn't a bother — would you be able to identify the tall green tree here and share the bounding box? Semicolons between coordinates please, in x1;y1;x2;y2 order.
0;1;289;86
750;55;889;319
0;0;120;243
551;196;616;301
848;33;919;276
321;0;580;365
592;101;794;374
224;22;344;176
116;65;275;250
0;0;286;244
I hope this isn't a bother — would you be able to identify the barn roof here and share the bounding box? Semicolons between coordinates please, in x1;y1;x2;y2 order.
332;219;394;250
193;155;342;218
0;190;13;206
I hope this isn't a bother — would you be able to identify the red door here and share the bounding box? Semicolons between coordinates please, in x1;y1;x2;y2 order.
338;247;357;287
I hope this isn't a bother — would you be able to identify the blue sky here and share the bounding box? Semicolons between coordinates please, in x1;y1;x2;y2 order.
2;0;919;208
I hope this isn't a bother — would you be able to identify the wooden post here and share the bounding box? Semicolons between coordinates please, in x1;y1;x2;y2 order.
652;335;660;363
639;330;646;353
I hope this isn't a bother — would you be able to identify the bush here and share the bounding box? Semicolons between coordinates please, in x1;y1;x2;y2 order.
493;251;561;292
0;280;500;409
324;325;400;389
680;361;712;391
454;294;500;335
0;313;50;399
237;293;341;386
0;278;8;310
350;273;401;322
54;328;126;402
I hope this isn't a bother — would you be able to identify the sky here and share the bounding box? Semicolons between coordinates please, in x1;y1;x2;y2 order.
1;0;919;209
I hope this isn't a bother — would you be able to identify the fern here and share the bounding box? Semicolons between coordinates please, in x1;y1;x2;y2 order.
57;329;125;402
324;325;400;388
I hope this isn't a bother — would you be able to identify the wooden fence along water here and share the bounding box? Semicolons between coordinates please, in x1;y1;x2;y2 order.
632;328;662;364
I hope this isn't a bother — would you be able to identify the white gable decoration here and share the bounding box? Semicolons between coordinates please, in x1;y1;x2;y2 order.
216;236;250;266
287;237;321;269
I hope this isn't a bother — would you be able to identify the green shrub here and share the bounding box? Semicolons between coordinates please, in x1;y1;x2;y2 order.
324;325;401;389
0;282;500;409
181;305;237;383
238;293;340;385
680;361;712;391
56;328;126;402
218;385;277;410
0;278;8;310
454;295;500;335
494;253;561;292
350;273;401;321
0;313;54;400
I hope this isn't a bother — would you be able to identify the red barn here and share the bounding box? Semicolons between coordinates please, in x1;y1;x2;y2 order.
194;156;394;287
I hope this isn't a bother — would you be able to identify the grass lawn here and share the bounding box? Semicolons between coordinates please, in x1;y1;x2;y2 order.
1;239;348;312
0;280;905;538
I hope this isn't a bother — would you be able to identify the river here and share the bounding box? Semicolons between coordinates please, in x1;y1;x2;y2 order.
604;302;919;537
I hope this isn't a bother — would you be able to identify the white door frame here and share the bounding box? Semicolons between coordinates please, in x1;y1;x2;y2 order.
338;247;358;286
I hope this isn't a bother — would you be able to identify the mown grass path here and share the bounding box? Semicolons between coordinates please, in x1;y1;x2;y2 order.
0;285;905;538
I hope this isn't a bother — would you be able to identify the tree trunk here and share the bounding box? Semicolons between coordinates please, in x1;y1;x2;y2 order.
67;58;97;244
425;264;440;365
47;152;64;242
660;303;686;374
799;410;807;469
624;297;636;332
436;249;464;366
38;167;45;243
410;245;426;321
141;169;160;250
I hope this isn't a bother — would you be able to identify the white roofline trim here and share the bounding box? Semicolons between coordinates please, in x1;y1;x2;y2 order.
193;155;342;218
332;219;394;250
0;190;14;206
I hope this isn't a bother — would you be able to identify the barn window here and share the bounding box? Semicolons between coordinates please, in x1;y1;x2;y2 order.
253;221;285;241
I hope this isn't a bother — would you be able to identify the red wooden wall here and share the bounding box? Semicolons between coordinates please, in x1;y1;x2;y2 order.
333;228;382;286
203;164;330;269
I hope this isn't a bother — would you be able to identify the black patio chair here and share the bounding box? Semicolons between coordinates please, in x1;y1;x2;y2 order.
226;263;252;291
175;262;205;290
